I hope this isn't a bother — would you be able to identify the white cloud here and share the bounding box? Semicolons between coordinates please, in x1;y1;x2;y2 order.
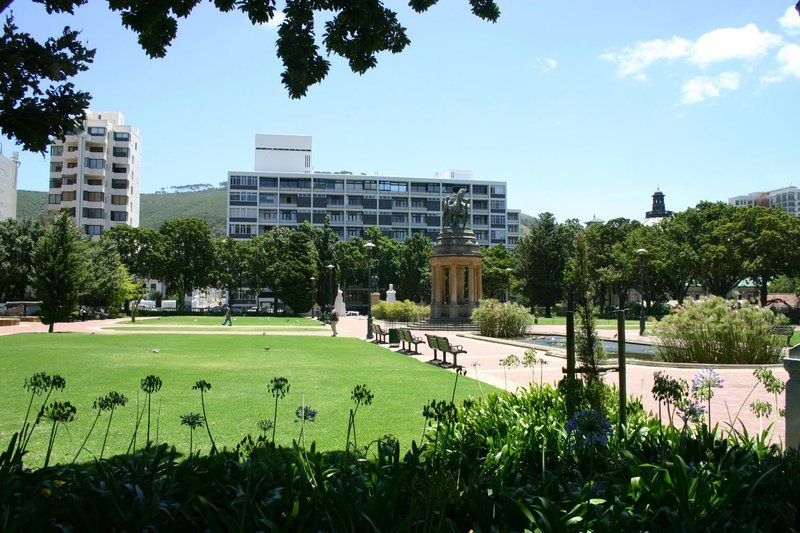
534;57;557;73
681;72;741;104
602;37;691;80
762;44;800;83
260;10;285;29
779;5;800;34
689;24;782;66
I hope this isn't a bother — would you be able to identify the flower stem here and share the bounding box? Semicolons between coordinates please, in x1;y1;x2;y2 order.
72;411;101;464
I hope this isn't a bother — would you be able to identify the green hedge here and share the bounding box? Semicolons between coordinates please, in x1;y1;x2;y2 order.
471;299;533;337
371;300;431;322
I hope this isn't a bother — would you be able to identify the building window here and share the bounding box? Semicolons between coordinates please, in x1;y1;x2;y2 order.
48;194;61;205
61;191;76;201
229;207;257;219
67;162;78;169
82;208;104;219
280;211;297;222
229;192;257;203
230;224;255;236
259;193;278;205
259;177;278;188
67;145;79;152
49;178;62;189
111;195;127;205
84;225;103;236
112;147;129;157
507;212;519;221
83;191;104;202
50;162;63;172
491;185;506;195
411;198;427;209
392;213;407;223
491;215;506;225
473;200;488;210
411;213;425;224
85;158;104;169
230;175;258;187
50;146;63;156
110;211;127;222
347;212;362;223
394;198;408;208
87;126;106;136
379;181;409;192
113;132;130;142
491;200;506;210
472;185;487;195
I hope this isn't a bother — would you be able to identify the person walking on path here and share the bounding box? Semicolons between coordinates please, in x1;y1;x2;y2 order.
222;303;232;326
329;308;339;337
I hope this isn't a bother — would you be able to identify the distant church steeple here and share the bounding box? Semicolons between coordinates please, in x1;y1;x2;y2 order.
645;188;673;219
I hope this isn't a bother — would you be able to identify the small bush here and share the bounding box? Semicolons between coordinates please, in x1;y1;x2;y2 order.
653;296;784;364
471;299;532;338
372;300;430;322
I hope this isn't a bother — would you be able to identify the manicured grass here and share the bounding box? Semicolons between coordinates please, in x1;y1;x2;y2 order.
0;334;492;467
102;326;327;332
532;316;643;328
131;316;321;326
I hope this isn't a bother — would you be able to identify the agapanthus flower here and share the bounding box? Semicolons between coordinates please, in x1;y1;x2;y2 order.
294;406;317;423
565;409;614;448
692;368;724;401
676;398;706;424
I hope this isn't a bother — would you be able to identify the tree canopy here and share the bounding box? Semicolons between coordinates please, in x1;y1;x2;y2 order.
0;0;499;152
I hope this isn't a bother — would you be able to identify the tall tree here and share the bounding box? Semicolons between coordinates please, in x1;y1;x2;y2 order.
738;206;800;306
481;243;513;300
1;0;500;152
680;202;746;297
82;239;136;309
333;238;367;290
254;227;318;314
102;225;163;320
397;234;432;302
514;213;579;317
32;211;87;332
585;218;640;310
212;237;249;306
156;218;215;313
363;226;401;293
0;218;43;301
300;218;339;307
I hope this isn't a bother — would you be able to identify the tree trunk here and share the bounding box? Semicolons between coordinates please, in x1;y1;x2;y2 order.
544;304;551;318
760;277;768;307
48;322;54;333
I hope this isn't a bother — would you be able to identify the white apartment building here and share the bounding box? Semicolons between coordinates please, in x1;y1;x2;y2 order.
0;150;19;221
227;134;521;248
47;111;141;236
729;186;798;215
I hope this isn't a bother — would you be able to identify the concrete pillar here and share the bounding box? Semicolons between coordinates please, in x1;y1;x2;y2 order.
476;264;483;301
467;265;476;303
449;265;459;305
785;357;800;449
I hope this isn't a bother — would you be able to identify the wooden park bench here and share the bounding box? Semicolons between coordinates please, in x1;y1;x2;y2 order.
438;336;466;369
399;329;423;354
372;323;389;344
772;324;796;346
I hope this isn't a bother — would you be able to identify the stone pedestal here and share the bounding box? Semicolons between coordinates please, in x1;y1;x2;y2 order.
785;357;800;449
430;229;483;319
334;285;346;316
370;292;380;306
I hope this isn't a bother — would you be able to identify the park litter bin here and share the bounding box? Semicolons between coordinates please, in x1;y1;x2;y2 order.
388;328;400;347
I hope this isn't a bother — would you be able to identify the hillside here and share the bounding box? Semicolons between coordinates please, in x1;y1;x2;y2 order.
17;188;531;238
16;188;229;236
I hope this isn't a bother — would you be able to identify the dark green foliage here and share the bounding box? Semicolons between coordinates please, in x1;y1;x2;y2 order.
81;239;135;308
0;14;94;153
397;233;432;302
0;218;43;301
480;243;512;300
32;211;87;332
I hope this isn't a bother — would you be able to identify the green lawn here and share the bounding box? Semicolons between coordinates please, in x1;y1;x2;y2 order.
130;316;321;326
102;326;327;332
0;334;491;467
532;316;642;329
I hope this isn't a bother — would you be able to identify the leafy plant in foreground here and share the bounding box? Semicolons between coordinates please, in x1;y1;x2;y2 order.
267;377;290;443
73;391;128;463
498;354;520;391
691;368;724;427
140;375;163;445
295;405;317;446
522;348;548;387
450;367;467;402
192;380;217;454
346;384;374;452
18;372;66;456
42;400;77;467
651;371;688;425
180;412;205;455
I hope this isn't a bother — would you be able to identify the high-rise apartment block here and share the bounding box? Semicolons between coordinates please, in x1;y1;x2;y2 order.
729;186;798;216
47;111;141;236
0;150;19;221
227;134;520;247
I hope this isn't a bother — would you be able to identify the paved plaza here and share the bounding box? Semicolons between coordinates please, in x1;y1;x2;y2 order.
1;315;788;442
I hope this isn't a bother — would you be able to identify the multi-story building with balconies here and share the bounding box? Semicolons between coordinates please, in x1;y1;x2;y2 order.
227;135;520;248
0;150;19;221
47;111;141;236
729;186;799;216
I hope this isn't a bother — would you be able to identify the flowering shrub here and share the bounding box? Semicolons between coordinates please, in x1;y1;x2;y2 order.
565;409;613;448
471;299;532;338
653;296;784;364
371;300;431;322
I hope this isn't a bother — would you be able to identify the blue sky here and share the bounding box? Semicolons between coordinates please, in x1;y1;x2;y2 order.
4;1;799;221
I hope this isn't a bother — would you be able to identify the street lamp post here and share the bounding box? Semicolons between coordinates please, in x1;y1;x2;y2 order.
505;267;513;303
310;276;316;318
364;242;376;340
636;248;648;336
326;264;335;307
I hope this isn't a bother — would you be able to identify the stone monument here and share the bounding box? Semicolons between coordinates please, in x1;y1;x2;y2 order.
431;188;483;319
334;285;347;316
386;283;397;303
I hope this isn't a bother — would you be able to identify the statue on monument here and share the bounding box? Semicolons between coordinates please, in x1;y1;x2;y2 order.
442;188;470;231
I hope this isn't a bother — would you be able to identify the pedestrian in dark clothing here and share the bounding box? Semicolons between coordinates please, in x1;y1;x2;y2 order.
222;304;232;326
